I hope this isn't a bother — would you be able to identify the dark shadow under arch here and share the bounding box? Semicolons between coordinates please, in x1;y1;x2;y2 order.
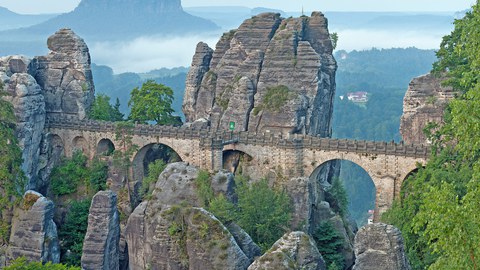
222;150;253;174
72;136;88;154
132;143;182;183
97;138;115;156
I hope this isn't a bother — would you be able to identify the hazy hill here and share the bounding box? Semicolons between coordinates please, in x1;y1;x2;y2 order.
0;0;219;56
0;7;56;31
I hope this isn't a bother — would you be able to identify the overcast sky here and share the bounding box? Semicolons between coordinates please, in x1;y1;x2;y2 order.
0;0;474;14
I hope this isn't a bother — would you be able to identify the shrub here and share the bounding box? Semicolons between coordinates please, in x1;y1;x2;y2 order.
5;257;81;270
313;221;345;269
50;151;88;195
140;159;167;199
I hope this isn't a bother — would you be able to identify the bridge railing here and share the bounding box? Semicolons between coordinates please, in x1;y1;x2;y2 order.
45;115;430;159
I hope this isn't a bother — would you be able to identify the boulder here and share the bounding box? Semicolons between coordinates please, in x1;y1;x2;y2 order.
30;28;95;120
81;190;120;270
7;190;60;265
400;73;455;145
182;12;337;137
353;223;411;270
248;231;326;270
225;222;261;262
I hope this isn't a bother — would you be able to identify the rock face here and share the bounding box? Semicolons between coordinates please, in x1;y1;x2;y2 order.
353;223;411;270
126;205;250;270
248;231;326;270
400;73;455;145
0;56;46;190
126;162;253;269
183;12;337;136
81;190;120;270
30;28;95;120
7;190;60;265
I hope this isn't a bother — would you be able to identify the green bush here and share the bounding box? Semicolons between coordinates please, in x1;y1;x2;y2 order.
58;199;91;266
195;170;214;207
140;159;167;199
254;85;295;113
88;157;108;193
313;221;345;269
50;151;88;195
5;257;80;270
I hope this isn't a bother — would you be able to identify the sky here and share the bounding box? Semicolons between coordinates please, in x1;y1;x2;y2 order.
0;0;474;14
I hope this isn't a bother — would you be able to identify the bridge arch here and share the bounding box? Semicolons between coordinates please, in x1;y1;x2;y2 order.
97;138;115;156
48;134;65;157
132;143;183;183
222;149;253;174
311;159;376;225
72;136;88;155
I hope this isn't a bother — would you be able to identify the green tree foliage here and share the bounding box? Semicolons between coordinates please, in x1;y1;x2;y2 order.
195;170;215;207
383;3;480;269
205;176;292;253
330;32;338;50
0;85;26;243
58;199;91;266
313;221;345;270
88;94;124;121
50;151;108;196
326;177;349;218
5;257;81;270
128;80;182;125
140;159;167;200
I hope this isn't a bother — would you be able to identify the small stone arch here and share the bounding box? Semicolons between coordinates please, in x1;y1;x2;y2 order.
222;150;254;174
48;134;64;157
72;136;88;155
97;138;115;156
310;158;376;226
132;143;183;183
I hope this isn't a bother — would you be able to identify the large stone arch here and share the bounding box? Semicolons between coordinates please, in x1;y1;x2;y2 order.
222;149;254;174
72;136;88;155
48;133;65;157
132;142;183;183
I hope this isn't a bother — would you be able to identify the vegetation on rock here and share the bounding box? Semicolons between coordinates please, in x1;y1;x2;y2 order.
5;257;80;270
140;159;167;200
207;176;292;252
313;221;345;270
383;2;480;269
0;85;25;244
253;85;295;115
50;151;108;196
58;199;91;267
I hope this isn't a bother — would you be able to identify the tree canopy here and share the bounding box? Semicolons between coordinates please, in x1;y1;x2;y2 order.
128;80;182;125
383;2;480;269
88;94;124;121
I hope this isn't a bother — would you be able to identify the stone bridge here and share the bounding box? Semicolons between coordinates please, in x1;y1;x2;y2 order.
44;116;430;221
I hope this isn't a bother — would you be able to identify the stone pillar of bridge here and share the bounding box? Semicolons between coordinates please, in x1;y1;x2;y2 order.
371;175;396;222
211;139;224;172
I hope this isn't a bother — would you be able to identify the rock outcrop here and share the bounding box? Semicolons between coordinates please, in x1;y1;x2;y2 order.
7;190;60;265
0;56;46;190
353;223;411;270
81;190;120;270
400;73;455;145
183;12;337;136
126;205;250;270
126;162;253;269
30;28;95;120
248;231;326;270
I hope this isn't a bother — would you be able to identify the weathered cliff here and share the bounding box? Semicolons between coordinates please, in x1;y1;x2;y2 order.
353;223;411;270
400;73;455;145
30;28;95;120
0;56;46;190
183;12;336;136
7;191;60;265
81;190;120;270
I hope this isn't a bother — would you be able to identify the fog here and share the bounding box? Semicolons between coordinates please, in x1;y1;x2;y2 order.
89;34;221;73
89;29;447;74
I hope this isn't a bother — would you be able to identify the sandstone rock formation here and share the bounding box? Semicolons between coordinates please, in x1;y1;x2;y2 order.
248;231;326;270
81;190;120;270
30;28;95;120
353;223;411;270
183;12;337;136
126;204;250;270
125;162;256;269
400;73;455;145
7;190;60;265
0;56;46;190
